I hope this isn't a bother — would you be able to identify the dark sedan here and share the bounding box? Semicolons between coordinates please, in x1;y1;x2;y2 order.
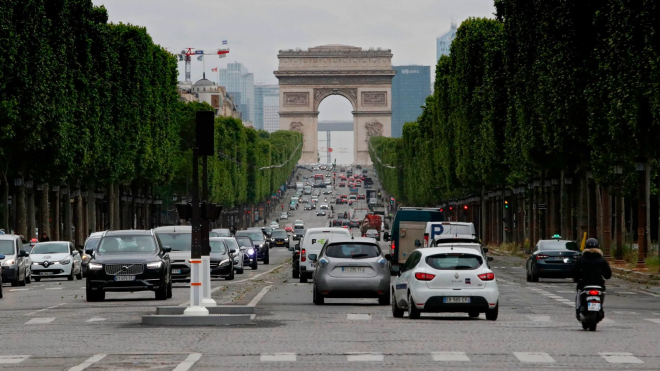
348;219;361;228
235;236;258;270
85;230;172;302
270;229;290;248
526;239;581;282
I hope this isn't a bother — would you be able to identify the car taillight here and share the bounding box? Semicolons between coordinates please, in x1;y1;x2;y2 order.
391;242;395;250
478;272;495;281
588;290;600;296
423;233;429;247
535;254;549;260
301;248;306;262
415;272;435;281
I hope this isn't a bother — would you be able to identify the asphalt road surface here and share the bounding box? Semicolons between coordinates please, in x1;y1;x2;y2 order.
1;179;660;370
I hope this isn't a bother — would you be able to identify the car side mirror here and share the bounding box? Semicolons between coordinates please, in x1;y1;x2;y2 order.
19;250;29;257
487;256;494;262
308;254;317;261
163;246;172;253
524;249;531;255
230;249;237;254
384;254;391;261
414;239;421;247
482;247;489;253
71;251;78;256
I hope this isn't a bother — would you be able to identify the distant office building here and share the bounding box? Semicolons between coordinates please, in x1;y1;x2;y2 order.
436;22;457;61
219;62;255;124
255;84;280;132
391;66;431;138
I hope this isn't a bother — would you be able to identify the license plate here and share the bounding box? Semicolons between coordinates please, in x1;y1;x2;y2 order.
277;242;283;245
40;272;53;276
114;275;135;282
444;297;471;304
342;267;364;273
587;302;601;311
172;269;182;274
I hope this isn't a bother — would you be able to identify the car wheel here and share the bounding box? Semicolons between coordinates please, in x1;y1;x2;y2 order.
225;269;234;281
167;279;173;299
237;267;244;274
251;262;258;270
76;266;83;280
155;281;168;300
263;254;269;265
292;267;299;278
468;311;480;318
33;277;41;282
391;291;404;318
11;271;18;287
86;287;103;302
408;292;420;319
0;284;3;298
581;321;589;330
18;270;26;286
300;274;308;283
486;303;499;321
531;268;539;282
378;292;390;305
67;268;74;281
526;268;531;282
313;285;324;305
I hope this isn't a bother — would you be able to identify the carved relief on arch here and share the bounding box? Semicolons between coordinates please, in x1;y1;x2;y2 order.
289;121;304;133
313;88;357;110
364;119;384;142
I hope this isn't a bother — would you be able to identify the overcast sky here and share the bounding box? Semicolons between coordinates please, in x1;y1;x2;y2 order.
93;0;495;120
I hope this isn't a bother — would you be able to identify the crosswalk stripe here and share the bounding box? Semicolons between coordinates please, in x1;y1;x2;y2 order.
644;318;660;324
527;315;551;322
45;287;63;290
25;317;55;325
10;289;29;291
599;352;644;364
431;352;470;362
347;353;383;362
67;354;107;371
260;353;297;362
514;352;555;363
0;356;30;364
85;317;106;322
173;353;203;371
347;313;372;320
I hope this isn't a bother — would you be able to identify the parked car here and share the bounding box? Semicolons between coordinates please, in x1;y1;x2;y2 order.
0;234;31;286
86;230;172;302
30;241;83;282
311;237;390;305
391;247;499;320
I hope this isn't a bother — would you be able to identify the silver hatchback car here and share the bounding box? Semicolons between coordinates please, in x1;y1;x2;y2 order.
310;237;391;305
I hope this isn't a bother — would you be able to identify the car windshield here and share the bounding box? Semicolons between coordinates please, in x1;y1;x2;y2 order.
236;231;264;243
426;253;483;270
235;237;253;247
32;243;68;254
156;233;191;251
541;241;579;251
221;238;239;251
0;240;15;255
294;227;305;233
212;229;231;237
84;238;101;251
209;241;227;254
97;236;158;255
272;230;287;238
325;243;381;259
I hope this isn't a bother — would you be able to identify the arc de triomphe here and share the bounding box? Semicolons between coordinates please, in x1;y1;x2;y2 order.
275;45;395;164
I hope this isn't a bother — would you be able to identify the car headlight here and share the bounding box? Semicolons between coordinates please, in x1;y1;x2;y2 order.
271;238;275;242
219;259;230;266
3;259;15;266
248;248;255;255
88;262;103;270
59;258;71;265
82;255;90;262
147;261;162;269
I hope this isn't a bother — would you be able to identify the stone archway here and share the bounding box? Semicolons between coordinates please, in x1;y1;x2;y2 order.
275;45;395;164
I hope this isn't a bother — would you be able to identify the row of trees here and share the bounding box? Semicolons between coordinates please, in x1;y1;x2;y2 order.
0;1;301;247
370;1;660;266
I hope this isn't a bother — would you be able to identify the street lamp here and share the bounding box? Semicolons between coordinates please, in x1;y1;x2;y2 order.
635;158;647;268
60;183;69;195
13;174;23;187
71;187;81;198
172;193;178;202
25;175;33;189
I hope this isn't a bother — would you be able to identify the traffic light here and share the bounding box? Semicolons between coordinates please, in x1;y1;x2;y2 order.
390;197;395;205
504;199;509;209
463;205;468;210
449;206;453;211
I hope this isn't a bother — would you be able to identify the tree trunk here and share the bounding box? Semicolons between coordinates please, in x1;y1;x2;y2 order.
17;184;26;238
27;187;35;240
63;192;71;242
53;190;60;241
108;184;116;230
602;187;611;259
76;194;84;248
40;184;50;240
480;187;486;243
87;189;96;234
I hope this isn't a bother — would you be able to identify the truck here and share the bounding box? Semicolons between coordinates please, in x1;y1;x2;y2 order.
363;177;374;188
365;189;378;201
360;214;382;235
383;207;444;275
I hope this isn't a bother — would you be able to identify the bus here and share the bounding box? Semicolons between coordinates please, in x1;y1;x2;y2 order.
314;174;324;187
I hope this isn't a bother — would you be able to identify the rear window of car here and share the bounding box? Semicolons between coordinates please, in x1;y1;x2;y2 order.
541;241;579;251
156;232;191;251
426;253;483;270
325;243;381;259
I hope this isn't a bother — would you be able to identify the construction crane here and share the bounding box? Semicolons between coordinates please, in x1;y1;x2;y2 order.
169;47;230;82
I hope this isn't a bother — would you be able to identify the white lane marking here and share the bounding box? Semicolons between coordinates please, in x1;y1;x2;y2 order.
346;353;383;362
45;287;62;290
85;317;106;322
527;315;551;322
10;289;29;291
601;318;616;324
612;311;638;315
67;354;107;371
172;353;203;371
431;352;470;362
599;352;644;364
562;302;574;306
556;290;576;293
613;291;636;295
644;319;660;324
248;285;273;307
347;313;372;320
260;353;296;362
513;352;555;363
555;299;572;302
0;355;30;364
25;317;55;325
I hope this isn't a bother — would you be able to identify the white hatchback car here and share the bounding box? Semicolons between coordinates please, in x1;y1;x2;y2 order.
30;242;83;281
391;247;499;320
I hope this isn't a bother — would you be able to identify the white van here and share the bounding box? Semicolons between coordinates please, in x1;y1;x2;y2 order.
423;222;476;247
297;227;351;283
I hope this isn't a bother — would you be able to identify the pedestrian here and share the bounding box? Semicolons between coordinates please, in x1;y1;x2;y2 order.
40;232;50;242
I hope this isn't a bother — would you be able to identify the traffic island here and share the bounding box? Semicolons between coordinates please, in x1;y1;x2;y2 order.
155;305;254;315
141;305;255;326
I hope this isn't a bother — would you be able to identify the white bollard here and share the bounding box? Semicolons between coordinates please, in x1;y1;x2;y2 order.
183;259;209;316
201;256;216;307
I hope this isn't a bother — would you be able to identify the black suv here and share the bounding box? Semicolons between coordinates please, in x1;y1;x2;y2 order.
85;230;172;302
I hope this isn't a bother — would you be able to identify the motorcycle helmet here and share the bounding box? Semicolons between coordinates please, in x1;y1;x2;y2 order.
585;238;599;249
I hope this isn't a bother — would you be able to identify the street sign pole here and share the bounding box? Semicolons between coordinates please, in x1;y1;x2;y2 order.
196;111;216;307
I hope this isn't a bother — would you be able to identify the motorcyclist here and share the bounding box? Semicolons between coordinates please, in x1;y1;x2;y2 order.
572;238;612;320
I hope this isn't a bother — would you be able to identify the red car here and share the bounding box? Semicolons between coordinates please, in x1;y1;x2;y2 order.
355;181;362;187
339;182;346;187
284;223;294;232
357;194;366;200
341;198;349;204
340;194;348;199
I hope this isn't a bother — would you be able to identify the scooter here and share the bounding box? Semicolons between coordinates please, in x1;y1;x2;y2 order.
578;285;605;331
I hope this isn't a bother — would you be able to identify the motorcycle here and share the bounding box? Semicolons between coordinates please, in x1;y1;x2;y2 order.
578;285;605;331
